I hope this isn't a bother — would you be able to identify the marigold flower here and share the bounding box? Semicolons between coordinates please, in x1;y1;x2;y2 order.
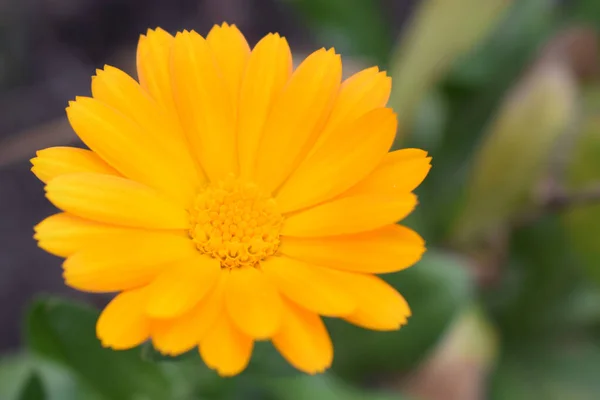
31;23;431;376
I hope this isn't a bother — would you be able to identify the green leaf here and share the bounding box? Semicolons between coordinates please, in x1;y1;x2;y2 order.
329;249;473;380
26;297;171;400
281;0;392;64
419;0;556;244
0;354;36;400
389;0;511;130
268;374;405;400
452;59;577;246
490;342;600;400
563;87;600;287
0;353;86;400
18;373;45;400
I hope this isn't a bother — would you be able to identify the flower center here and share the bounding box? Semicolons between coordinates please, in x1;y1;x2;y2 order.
189;177;283;269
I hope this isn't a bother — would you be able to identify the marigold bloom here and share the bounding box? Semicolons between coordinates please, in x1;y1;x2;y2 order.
31;24;431;376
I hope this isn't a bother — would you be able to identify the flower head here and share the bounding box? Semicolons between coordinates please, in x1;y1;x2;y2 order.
31;23;431;376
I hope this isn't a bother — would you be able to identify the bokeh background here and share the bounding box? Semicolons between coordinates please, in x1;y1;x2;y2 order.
1;0;600;399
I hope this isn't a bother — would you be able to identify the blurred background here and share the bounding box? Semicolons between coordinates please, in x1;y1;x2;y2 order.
1;0;600;399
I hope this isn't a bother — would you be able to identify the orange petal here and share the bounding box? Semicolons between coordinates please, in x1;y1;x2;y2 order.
62;231;197;292
33;213;158;258
253;48;342;193
206;23;251;113
225;267;283;339
280;224;425;274
136;28;178;117
146;255;221;318
171;31;237;181
66;96;198;207
261;256;356;316
348;149;432;196
151;272;228;356
199;312;254;377
328;270;411;330
281;192;417;237
272;300;333;375
310;66;391;154
31;147;119;184
276;108;397;213
237;33;292;178
91;65;202;196
97;287;151;350
45;173;189;229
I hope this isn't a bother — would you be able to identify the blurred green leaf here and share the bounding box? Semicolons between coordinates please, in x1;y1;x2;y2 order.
282;0;391;64
565;0;600;26
490;342;600;400
447;0;557;88
18;373;45;400
563;86;600;286
0;354;36;400
389;0;511;131
269;374;405;400
417;0;557;244
0;353;89;400
492;216;583;344
452;60;577;246
26;297;171;400
328;249;472;380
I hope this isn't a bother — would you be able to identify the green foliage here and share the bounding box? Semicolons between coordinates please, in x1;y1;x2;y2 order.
281;0;392;64
18;373;45;400
26;297;171;400
268;374;406;400
388;0;511;130
563;87;600;286
490;343;600;400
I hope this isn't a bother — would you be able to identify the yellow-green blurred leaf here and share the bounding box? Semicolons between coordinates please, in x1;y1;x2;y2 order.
453;60;577;245
389;0;511;131
563;86;600;285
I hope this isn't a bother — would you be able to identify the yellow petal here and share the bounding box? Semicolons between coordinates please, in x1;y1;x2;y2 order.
172;31;237;181
262;256;356;317
33;212;158;258
151;272;228;356
310;67;391;154
225;267;283;339
45;173;189;229
146;255;221;318
348;149;432;196
281;192;417;237
276;108;397;213
206;23;250;112
199;312;254;377
280;224;425;274
272;300;332;375
63;231;197;292
97;287;151;350
238;33;292;178
92;65;202;196
331;271;411;331
254;48;342;193
66;96;198;207
136;28;177;116
31;147;119;184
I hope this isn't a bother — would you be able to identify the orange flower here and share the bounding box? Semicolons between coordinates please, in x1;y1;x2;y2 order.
31;24;431;376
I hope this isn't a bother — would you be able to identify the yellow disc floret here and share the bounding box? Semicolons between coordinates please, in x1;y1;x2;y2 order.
190;176;283;268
